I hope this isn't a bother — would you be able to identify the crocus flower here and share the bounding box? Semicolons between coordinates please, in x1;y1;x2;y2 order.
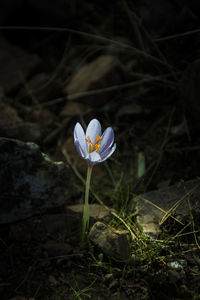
74;118;116;166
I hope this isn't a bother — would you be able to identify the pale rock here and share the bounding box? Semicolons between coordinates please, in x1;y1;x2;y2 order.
65;55;126;106
132;178;200;236
89;221;131;260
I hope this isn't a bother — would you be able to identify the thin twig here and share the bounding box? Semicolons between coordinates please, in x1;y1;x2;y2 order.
67;77;176;101
0;25;176;70
154;28;200;42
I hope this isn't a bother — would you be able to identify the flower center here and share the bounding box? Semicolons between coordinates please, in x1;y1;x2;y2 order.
86;135;102;153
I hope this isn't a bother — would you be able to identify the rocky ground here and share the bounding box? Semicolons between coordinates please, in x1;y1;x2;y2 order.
0;1;200;299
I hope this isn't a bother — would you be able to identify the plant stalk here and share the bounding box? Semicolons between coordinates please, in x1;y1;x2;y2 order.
82;165;93;240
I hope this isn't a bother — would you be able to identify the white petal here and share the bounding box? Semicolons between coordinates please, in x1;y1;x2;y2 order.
74;122;87;155
74;140;85;158
100;143;116;162
86;119;101;144
98;127;114;154
86;151;101;165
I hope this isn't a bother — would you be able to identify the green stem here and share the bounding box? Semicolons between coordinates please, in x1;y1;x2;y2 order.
82;165;93;240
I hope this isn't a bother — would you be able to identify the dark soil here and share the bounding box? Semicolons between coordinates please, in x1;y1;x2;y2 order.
0;1;200;299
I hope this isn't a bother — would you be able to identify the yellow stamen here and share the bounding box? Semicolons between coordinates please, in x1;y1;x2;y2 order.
86;135;102;153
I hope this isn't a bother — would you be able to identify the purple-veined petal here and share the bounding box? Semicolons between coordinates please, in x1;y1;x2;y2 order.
74;122;87;155
100;143;116;162
86;151;101;165
86;119;101;144
74;140;85;158
74;119;116;166
98;127;114;154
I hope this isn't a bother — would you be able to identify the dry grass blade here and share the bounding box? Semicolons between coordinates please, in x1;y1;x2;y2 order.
159;182;200;225
138;195;184;225
110;210;144;245
154;28;200;42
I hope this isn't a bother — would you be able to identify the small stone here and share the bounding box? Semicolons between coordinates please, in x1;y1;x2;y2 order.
167;260;187;270
89;221;131;261
104;273;114;282
48;275;58;286
108;278;119;290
